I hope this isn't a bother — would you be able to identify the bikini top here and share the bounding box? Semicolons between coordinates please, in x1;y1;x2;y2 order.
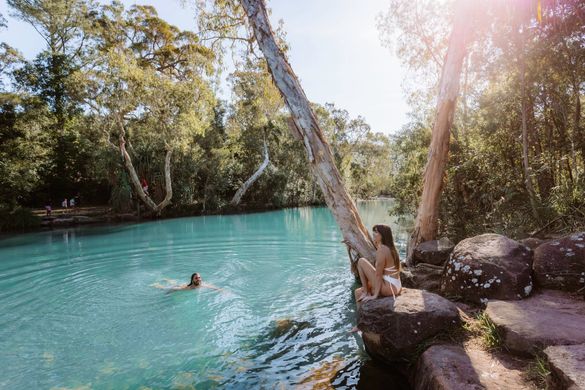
384;265;400;275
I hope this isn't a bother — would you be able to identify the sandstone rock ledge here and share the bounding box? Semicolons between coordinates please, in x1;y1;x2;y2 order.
357;288;460;363
544;343;585;390
485;290;585;355
414;344;532;390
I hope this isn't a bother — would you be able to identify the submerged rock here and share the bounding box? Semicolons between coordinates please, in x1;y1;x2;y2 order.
544;343;585;390
485;290;585;355
440;234;533;304
414;344;530;390
413;238;455;266
533;232;585;292
357;288;459;363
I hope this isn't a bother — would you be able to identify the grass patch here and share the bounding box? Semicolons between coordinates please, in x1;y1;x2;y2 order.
462;312;502;350
525;354;552;389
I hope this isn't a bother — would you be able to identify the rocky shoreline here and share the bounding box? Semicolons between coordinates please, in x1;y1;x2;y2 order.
355;232;585;389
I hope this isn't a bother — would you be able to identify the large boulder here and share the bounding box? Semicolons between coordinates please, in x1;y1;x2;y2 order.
357;288;460;363
485;290;585;355
413;238;455;266
519;237;546;250
402;263;443;293
533;232;585;292
414;344;531;390
544;343;585;390
440;234;533;304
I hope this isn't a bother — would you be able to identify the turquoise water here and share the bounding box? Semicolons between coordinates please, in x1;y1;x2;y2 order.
0;200;411;389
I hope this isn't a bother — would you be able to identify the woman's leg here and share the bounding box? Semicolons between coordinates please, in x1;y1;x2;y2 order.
356;258;371;300
357;258;378;301
350;287;364;333
354;287;365;303
357;259;401;298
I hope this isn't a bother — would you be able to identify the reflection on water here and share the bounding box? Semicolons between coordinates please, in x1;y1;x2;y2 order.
0;199;411;389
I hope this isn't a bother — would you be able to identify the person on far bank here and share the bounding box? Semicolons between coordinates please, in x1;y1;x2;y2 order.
141;177;149;195
355;224;402;303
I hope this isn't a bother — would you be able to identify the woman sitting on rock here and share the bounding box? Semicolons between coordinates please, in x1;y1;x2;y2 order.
355;224;402;303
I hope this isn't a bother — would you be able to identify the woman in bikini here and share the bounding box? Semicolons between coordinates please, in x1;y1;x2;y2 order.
355;224;402;303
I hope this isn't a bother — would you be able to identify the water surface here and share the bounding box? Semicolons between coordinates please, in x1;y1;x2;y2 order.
0;199;412;389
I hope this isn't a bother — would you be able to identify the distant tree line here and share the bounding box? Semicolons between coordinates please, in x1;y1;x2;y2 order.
0;0;393;230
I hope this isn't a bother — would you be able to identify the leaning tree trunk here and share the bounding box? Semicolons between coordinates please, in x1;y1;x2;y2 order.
407;0;475;263
240;0;376;264
116;119;173;216
231;139;270;206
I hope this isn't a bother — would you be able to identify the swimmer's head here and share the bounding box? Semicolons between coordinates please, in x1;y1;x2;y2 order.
189;273;202;286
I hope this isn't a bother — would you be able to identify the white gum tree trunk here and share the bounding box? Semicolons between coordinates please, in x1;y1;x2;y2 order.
117;120;173;216
231;139;270;206
407;0;474;263
240;0;376;264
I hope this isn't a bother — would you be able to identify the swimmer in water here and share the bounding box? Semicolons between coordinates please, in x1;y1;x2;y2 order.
154;273;222;293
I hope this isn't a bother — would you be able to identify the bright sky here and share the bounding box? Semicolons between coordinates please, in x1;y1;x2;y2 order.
0;0;410;134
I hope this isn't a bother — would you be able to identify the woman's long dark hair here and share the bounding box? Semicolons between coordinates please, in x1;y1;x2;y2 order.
373;224;401;271
187;273;199;286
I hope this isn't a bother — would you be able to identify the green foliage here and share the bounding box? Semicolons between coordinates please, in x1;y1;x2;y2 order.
386;122;431;215
109;172;133;213
382;0;585;240
0;205;41;232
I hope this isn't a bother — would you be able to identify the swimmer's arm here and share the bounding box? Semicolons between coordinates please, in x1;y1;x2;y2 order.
202;283;223;292
164;284;189;294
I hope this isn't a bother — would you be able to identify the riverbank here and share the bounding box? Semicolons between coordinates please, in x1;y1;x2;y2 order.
4;196;401;236
1;201;325;236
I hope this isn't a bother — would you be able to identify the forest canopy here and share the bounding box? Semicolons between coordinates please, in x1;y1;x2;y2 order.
0;0;583;240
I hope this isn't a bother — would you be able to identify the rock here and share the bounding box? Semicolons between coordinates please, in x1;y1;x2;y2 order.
414;238;455;266
402;263;443;293
114;213;138;222
485;290;585;355
440;234;533;304
544;343;585;390
357;288;460;363
51;217;75;226
519;237;546;250
414;344;530;390
533;232;585;292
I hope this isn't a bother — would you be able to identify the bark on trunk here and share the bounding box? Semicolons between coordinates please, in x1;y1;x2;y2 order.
116;119;173;216
240;0;376;265
573;83;584;176
231;140;270;206
406;0;474;263
519;32;540;222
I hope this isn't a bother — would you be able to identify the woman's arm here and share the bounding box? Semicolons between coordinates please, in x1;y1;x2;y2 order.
202;283;223;292
164;284;188;294
370;249;386;299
